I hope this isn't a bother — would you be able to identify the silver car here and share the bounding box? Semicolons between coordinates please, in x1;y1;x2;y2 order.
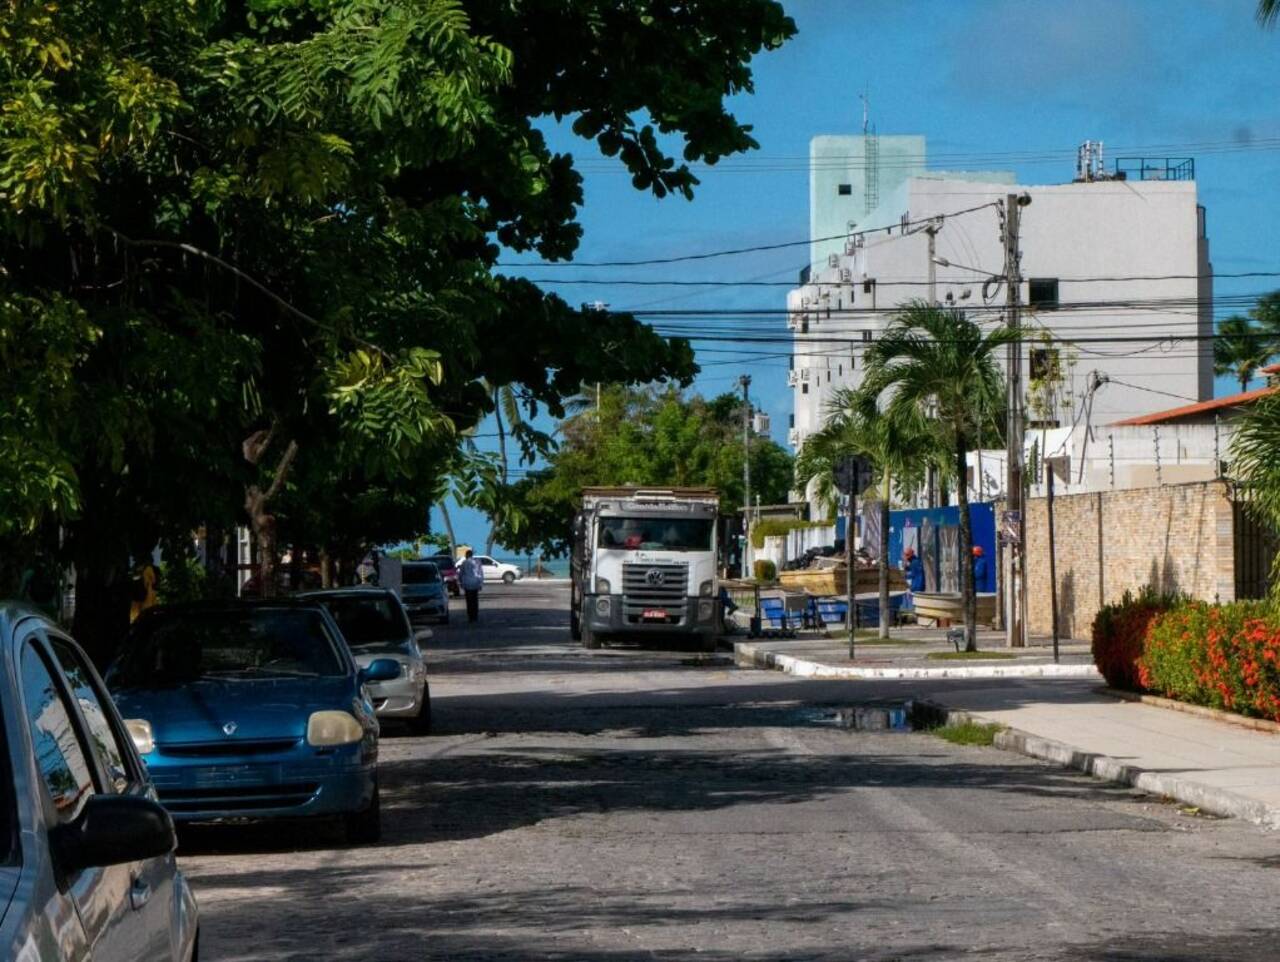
302;588;432;734
0;603;199;961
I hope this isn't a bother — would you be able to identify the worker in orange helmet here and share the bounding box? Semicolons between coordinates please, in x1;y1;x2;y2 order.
971;545;989;591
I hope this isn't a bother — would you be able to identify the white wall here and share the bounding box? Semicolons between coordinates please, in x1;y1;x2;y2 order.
790;175;1211;457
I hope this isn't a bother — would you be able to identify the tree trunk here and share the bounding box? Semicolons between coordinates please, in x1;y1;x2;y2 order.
242;427;298;599
319;548;334;588
72;554;133;670
878;465;891;640
955;430;976;651
439;500;458;558
485;386;511;556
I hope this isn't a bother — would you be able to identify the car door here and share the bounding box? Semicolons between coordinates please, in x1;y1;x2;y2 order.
478;556;498;581
46;633;175;961
15;632;133;960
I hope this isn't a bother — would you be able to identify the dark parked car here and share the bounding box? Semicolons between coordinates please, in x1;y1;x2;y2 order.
428;554;461;597
107;601;398;843
400;562;449;625
0;603;199;960
301;588;432;733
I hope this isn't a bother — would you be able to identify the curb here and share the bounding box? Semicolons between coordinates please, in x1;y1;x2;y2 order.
1102;687;1280;735
917;699;1280;831
734;640;1101;680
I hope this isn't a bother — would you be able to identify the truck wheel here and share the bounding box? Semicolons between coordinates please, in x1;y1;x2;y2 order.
570;603;582;641
700;633;718;654
581;614;601;650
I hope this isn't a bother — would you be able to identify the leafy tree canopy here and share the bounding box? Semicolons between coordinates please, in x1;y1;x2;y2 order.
0;0;794;642
494;385;795;556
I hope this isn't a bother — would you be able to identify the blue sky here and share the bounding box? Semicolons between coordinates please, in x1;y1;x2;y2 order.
439;0;1280;555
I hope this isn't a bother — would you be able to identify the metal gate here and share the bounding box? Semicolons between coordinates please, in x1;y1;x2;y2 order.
1233;494;1278;600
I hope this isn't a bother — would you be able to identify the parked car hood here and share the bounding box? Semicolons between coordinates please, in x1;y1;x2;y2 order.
111;676;354;744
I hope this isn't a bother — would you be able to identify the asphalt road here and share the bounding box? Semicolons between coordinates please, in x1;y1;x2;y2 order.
181;581;1280;961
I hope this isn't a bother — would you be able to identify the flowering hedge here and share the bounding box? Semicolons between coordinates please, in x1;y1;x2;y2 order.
1090;590;1177;691
1092;593;1280;722
1141;600;1280;720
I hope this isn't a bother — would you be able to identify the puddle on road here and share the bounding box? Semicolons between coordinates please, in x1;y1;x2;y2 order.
793;702;917;732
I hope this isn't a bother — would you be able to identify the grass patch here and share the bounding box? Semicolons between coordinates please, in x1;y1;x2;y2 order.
930;720;1004;746
925;650;1017;661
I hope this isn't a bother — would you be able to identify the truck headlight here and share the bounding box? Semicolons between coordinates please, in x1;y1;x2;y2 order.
699;580;714;597
595;597;611;616
125;719;154;755
307;711;364;747
698;599;715;621
595;578;611;594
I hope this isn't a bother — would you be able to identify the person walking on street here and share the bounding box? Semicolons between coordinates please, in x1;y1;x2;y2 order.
458;549;484;623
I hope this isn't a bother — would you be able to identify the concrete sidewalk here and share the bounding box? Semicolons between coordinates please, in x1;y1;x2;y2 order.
737;632;1280;831
733;626;1100;679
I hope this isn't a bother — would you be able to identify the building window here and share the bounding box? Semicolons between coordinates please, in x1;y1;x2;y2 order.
789;413;795;428
861;330;872;342
838;365;843;376
1029;278;1059;310
863;278;874;294
801;383;808;395
837;184;852;196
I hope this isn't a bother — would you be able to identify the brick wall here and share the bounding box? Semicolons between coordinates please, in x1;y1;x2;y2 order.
1019;480;1235;639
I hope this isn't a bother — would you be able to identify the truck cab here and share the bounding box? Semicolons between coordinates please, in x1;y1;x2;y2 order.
570;488;720;652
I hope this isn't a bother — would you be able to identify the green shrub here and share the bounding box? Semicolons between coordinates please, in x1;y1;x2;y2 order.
753;559;777;582
750;518;833;549
1090;588;1179;690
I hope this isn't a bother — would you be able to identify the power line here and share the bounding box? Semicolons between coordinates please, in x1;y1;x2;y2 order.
496;202;999;268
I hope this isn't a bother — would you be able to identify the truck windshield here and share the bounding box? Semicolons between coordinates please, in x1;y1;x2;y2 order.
598;518;713;552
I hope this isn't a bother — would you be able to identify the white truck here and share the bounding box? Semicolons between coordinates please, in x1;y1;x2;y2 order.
570;487;721;651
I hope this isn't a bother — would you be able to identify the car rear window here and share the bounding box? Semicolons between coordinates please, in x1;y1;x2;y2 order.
402;564;440;585
109;608;345;688
315;596;411;650
429;556;456;572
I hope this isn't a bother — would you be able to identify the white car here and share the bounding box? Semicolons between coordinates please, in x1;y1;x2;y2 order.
475;555;522;584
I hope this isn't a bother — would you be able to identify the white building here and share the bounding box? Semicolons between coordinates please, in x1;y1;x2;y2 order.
789;140;1213;511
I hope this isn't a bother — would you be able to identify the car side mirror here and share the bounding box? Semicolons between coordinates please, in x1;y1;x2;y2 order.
414;627;432;645
360;658;400;683
53;794;176;873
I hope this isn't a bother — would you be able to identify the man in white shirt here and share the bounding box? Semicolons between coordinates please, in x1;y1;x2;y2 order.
458;549;485;623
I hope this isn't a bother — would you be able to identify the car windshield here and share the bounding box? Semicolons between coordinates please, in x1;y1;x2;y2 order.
314;595;411;650
402;563;440;585
108;608;345;688
599;517;714;552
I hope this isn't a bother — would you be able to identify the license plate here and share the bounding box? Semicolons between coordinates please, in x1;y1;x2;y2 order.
642;608;668;621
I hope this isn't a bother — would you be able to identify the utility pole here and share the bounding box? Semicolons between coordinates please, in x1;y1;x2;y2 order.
740;375;752;573
926;223;940;509
1003;193;1030;648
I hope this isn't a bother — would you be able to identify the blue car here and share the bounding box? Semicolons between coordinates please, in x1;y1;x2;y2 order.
106;600;399;843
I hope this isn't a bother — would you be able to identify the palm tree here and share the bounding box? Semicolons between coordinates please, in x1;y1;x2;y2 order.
860;302;1016;650
1214;315;1273;392
1260;0;1280;25
800;390;949;639
1229;390;1280;595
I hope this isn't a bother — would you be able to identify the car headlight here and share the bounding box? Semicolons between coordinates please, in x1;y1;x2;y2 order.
307;711;364;746
125;719;154;755
595;577;611;594
699;580;714;597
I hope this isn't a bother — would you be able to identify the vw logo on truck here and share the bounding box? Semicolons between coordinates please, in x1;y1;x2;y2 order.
645;569;666;587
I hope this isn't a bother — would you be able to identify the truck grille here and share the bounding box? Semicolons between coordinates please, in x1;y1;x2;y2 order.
621;563;689;623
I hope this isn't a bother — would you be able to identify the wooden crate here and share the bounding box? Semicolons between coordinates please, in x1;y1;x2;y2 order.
778;567;905;596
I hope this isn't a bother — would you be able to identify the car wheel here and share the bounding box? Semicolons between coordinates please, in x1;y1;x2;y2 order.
408;693;432;735
345;783;382;844
502;571;515;584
